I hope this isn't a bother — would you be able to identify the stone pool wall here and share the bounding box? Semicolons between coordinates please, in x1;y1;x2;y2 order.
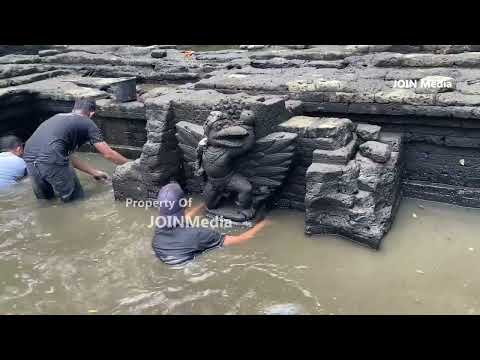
0;84;146;159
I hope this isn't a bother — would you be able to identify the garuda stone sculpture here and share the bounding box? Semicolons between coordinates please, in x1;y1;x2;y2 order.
175;101;297;224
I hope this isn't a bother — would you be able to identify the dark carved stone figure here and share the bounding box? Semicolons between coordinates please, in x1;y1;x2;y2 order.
196;109;256;218
176;100;297;223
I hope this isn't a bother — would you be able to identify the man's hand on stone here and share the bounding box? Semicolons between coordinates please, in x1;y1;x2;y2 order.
92;170;110;181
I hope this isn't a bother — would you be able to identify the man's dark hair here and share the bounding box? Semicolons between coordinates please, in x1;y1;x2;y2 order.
73;98;96;113
0;135;24;152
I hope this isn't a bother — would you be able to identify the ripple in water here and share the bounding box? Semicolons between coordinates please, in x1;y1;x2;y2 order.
2;153;480;314
263;303;304;315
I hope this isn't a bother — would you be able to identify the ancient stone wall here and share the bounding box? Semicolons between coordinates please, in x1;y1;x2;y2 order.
3;45;480;209
111;89;292;201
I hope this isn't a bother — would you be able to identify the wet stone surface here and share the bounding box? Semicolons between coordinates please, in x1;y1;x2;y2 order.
359;141;392;163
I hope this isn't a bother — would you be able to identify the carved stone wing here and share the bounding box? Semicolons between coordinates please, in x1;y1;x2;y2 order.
175;121;205;177
235;132;298;205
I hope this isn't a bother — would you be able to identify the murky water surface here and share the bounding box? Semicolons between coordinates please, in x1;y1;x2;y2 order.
1;153;480;314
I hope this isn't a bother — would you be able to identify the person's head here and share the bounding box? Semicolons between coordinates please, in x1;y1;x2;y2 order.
72;98;96;118
1;135;24;157
157;182;187;229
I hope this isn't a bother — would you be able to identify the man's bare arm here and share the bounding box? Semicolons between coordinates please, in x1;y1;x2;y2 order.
223;219;271;246
71;155;107;179
185;203;205;220
94;142;129;165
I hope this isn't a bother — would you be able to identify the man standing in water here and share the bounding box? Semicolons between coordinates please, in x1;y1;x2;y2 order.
24;98;129;202
0;135;27;189
152;182;271;266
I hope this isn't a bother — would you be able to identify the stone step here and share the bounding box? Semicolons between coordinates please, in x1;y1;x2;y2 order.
79;144;142;160
312;134;357;165
278;115;354;139
403;180;480;208
0;70;70;88
60;76;137;102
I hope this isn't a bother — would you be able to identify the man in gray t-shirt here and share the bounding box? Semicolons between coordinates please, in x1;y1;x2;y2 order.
152;182;270;266
24;98;129;202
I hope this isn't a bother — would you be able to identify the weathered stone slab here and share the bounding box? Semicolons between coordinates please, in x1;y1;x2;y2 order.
403;180;480;208
0;54;40;64
96;99;146;119
323;92;375;104
377;52;480;68
312;134;357;165
305;60;347;69
151;50;167;58
0;70;69;88
297;131;353;152
61;77;137;102
251;58;304;69
374;89;436;106
359;141;392;163
404;142;480;188
38;49;62;57
356;123;381;141
0;64;54;79
240;45;269;50
278;116;353;138
306;161;359;184
285;100;303;116
287;79;353;93
41;51;140;66
414;76;456;94
436;93;480;106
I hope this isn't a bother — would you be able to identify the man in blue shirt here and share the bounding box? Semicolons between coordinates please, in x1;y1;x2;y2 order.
0;135;27;189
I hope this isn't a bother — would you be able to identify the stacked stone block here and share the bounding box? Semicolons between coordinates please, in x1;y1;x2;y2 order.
302;118;404;249
274;116;355;210
112;97;181;201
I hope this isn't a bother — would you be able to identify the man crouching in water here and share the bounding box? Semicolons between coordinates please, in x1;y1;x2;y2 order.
152;182;271;266
24;98;129;202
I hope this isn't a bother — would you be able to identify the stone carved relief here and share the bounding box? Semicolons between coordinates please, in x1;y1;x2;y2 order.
175;100;297;223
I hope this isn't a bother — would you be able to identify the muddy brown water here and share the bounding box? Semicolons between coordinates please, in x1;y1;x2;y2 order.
1;153;480;314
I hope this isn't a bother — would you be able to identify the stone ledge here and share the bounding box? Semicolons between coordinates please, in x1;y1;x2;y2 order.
96;99;146;120
278;116;353;138
0;70;70;88
403;180;480;208
312;135;357;165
